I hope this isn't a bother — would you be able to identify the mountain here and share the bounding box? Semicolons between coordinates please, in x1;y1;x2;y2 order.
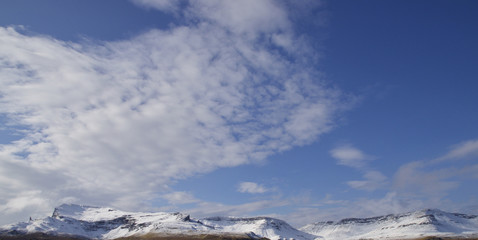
199;216;315;240
300;209;478;240
0;204;311;240
1;205;478;240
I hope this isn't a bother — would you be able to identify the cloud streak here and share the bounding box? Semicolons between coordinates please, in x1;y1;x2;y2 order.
434;139;478;162
330;145;371;169
347;170;387;192
161;191;199;205
237;182;269;194
330;145;386;191
0;1;347;224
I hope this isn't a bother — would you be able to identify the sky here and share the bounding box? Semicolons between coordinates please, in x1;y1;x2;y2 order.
0;0;478;227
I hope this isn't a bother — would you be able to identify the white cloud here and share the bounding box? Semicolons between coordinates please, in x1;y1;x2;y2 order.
435;139;478;162
330;145;371;169
330;145;385;191
0;191;49;215
131;0;181;13
388;139;478;207
0;1;347;225
283;192;424;227
185;199;288;218
351;192;426;218
393;161;459;198
162;191;199;205
237;182;269;194
188;0;290;38
134;0;291;39
284;139;478;226
347;170;388;192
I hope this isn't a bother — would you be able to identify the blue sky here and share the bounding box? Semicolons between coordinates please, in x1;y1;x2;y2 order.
0;0;478;227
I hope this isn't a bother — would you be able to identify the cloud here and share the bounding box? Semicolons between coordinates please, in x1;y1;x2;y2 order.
390;139;478;201
330;145;371;169
161;191;199;205
185;199;288;218
189;0;290;38
157;191;287;220
0;190;49;215
284;139;478;226
330;145;385;192
351;192;427;218
131;0;182;13
0;1;347;225
347;170;388;192
237;182;269;194
393;139;478;199
393;161;459;198
134;0;291;38
283;192;424;227
434;139;478;162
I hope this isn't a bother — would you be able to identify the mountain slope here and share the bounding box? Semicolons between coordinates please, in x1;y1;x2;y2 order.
300;209;478;240
2;205;478;240
0;204;207;239
200;216;316;240
0;204;308;240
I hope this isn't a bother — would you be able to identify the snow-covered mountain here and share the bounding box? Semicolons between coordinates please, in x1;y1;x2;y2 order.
301;208;478;240
1;205;478;240
200;216;316;240
0;204;310;240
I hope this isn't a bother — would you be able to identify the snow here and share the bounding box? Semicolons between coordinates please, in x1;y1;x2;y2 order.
301;209;478;240
201;216;316;240
1;205;477;240
0;204;308;239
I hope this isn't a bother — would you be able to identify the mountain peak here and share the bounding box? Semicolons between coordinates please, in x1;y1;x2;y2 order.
0;204;311;240
301;208;478;240
1;206;477;240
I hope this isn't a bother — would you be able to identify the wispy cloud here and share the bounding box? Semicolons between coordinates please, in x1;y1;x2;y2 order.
330;145;371;169
284;142;478;226
187;199;289;218
161;191;199;205
434;139;478;162
393;161;459;198
134;0;291;38
237;182;269;194
347;170;387;192
277;191;425;227
0;1;347;224
391;139;478;201
339;139;478;220
330;145;386;191
131;0;181;13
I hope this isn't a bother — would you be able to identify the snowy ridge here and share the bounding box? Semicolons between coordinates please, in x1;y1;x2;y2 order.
300;209;478;240
0;204;308;240
201;216;316;240
2;205;478;240
1;204;207;239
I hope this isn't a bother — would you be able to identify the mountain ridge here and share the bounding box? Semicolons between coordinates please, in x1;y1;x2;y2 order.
301;208;478;240
1;204;478;240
